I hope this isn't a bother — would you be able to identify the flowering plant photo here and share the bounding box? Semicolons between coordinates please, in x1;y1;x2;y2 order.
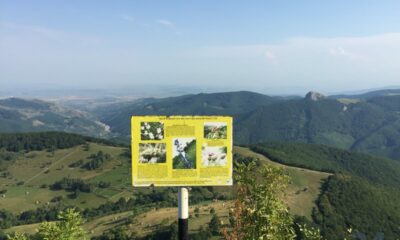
204;122;227;139
172;138;196;169
139;143;166;163
141;122;164;140
201;146;227;166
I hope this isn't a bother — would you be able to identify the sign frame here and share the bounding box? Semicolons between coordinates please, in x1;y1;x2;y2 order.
131;115;233;187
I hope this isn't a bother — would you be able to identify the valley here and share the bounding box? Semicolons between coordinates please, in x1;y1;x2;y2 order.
0;133;332;238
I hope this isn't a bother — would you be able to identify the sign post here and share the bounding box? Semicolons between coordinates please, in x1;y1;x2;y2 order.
178;187;189;240
131;116;233;237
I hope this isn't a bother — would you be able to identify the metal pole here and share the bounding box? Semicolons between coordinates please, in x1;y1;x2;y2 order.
178;187;189;240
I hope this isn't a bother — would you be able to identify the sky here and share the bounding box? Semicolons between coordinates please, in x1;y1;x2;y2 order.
1;0;400;95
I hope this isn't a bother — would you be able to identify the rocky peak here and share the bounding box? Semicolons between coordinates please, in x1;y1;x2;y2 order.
305;91;325;101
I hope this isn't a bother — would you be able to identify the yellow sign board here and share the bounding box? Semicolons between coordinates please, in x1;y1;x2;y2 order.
131;116;233;187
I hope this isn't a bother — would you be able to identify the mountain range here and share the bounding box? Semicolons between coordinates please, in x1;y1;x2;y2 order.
94;89;400;160
1;88;400;160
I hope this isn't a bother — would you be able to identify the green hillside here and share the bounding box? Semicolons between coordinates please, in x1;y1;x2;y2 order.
3;139;400;239
0;98;111;138
250;142;400;239
235;95;400;160
314;175;400;239
97;91;282;135
250;142;400;187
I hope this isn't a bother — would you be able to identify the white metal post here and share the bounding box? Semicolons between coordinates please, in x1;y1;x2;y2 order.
178;187;189;240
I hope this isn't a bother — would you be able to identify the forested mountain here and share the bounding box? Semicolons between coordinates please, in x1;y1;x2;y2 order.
235;93;400;160
96;91;284;135
95;89;400;160
0;98;111;138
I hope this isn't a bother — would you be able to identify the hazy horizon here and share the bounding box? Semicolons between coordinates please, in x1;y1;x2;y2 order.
2;84;400;100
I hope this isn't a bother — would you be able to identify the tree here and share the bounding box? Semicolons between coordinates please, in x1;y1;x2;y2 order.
209;214;221;235
223;160;322;240
37;208;86;240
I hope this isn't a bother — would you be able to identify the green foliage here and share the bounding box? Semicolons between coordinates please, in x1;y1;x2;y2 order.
224;161;297;240
296;224;323;240
0;132;121;153
6;232;27;240
0;132;86;152
50;178;92;193
209;214;221;235
0;210;16;228
82;151;111;170
172;140;196;169
6;209;86;240
36;208;86;240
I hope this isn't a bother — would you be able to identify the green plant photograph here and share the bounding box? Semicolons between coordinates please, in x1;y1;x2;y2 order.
172;138;196;169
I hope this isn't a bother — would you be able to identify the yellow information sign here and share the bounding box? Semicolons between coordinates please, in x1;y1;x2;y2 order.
131;116;233;187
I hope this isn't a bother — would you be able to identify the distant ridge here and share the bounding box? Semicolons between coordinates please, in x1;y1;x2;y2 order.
93;89;400;160
96;91;283;135
0;98;111;137
329;88;400;100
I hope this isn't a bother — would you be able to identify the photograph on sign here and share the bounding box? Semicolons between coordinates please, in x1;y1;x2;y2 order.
131;116;233;186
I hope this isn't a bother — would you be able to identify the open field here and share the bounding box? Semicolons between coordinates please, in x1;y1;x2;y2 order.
0;143;132;213
3;144;330;237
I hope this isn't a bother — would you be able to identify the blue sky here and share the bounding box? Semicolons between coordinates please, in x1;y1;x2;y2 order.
1;0;400;95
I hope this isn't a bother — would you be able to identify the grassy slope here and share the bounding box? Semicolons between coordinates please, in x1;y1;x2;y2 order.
0;143;132;213
3;145;330;237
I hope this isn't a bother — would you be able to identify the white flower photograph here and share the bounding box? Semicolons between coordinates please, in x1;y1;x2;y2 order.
140;122;164;140
139;143;166;163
